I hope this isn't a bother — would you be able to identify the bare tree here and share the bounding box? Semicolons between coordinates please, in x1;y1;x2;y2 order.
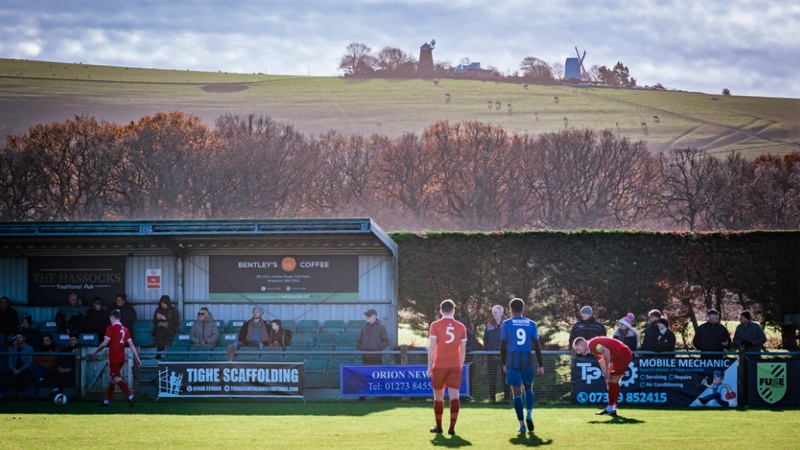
519;56;554;82
551;62;565;80
656;148;719;231
338;42;376;77
376;47;416;74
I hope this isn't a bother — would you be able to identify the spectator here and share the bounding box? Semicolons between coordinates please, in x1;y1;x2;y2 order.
84;297;110;340
459;318;478;402
269;319;292;350
357;308;389;365
612;313;640;351
0;295;20;346
641;309;662;352
190;307;219;350
151;295;179;353
33;332;59;397
483;304;510;403
229;306;270;359
55;292;87;334
7;332;34;396
568;305;607;348
114;293;137;332
19;316;43;349
693;309;731;352
52;333;80;396
653;318;676;353
732;310;767;354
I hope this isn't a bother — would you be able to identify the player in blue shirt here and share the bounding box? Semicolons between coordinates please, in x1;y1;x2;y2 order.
500;298;544;433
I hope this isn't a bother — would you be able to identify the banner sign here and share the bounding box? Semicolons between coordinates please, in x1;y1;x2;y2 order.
146;268;161;290
27;256;125;306
340;364;470;397
208;255;359;301
156;361;304;398
571;356;738;407
747;358;800;408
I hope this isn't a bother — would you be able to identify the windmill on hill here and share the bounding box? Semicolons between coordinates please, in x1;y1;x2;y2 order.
565;47;587;81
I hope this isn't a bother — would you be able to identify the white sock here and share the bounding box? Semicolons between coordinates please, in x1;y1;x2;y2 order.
128;394;134;400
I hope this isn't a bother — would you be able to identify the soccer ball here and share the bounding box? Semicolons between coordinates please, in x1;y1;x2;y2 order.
54;393;68;406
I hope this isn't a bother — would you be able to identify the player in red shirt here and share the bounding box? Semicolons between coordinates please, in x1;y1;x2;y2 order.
428;299;467;435
573;336;632;416
89;309;142;407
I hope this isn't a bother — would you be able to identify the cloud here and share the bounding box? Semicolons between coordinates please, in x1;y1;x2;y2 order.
0;0;797;97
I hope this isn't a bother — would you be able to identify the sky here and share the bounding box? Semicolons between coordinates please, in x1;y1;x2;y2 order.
1;0;798;99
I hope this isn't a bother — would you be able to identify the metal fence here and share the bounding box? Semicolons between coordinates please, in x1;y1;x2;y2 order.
3;348;797;406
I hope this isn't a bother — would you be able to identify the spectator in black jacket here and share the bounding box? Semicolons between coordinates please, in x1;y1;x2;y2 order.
568;305;607;348
483;305;510;402
358;308;389;365
53;333;80;395
0;296;20;346
641;309;662;352
653;317;676;353
84;297;110;341
152;295;180;353
269;319;292;350
693;309;730;352
114;293;137;332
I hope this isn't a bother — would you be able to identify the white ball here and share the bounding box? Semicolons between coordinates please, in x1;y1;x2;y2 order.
54;393;68;406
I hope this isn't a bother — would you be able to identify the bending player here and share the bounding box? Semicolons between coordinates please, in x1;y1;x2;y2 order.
500;298;544;433
573;335;632;416
89;309;142;407
428;299;467;435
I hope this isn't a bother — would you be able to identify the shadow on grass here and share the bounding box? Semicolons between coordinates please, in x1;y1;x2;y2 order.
508;431;553;446
587;414;645;425
0;399;437;417
431;433;473;447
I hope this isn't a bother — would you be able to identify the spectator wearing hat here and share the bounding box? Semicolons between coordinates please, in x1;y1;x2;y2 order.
693;309;731;352
641;309;662;352
652;317;676;353
568;305;607;349
612;313;640;352
151;295;180;353
229;306;270;359
84;297;110;341
358;308;389;365
732;310;767;354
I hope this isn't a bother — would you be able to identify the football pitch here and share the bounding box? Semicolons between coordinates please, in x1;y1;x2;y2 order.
1;400;798;449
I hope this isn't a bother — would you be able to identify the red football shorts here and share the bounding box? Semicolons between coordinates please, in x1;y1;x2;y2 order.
109;361;126;378
431;367;462;390
608;352;633;377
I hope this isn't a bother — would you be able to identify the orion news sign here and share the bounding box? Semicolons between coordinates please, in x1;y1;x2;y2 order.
571;356;739;407
208;255;359;301
157;361;303;399
340;364;470;397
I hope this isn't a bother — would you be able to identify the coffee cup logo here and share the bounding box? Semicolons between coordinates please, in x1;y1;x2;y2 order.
281;257;297;272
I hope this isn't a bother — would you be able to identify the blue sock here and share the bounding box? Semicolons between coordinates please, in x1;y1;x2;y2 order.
525;389;534;417
513;395;524;421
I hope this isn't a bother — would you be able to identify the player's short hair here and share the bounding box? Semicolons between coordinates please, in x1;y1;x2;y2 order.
648;309;662;318
509;298;524;313
109;309;121;320
440;299;455;313
572;337;587;350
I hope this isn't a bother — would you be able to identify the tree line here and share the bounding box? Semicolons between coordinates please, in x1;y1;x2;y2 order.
339;41;644;87
1;111;798;232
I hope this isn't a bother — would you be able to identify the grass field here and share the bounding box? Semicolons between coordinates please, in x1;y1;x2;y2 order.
1;400;798;449
1;58;798;157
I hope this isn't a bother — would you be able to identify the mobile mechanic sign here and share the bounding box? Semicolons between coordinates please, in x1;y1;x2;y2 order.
208;255;359;301
571;355;739;407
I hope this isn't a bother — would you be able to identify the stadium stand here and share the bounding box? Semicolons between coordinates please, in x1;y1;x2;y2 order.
345;320;364;334
322;320;345;334
297;320;320;334
304;359;327;388
78;333;99;347
293;332;317;346
226;320;245;333
316;333;338;346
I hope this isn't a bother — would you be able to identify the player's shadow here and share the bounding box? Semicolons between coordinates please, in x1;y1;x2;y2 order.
588;414;645;425
509;431;553;446
431;434;473;447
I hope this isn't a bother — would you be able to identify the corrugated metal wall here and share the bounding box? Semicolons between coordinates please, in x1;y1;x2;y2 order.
0;257;28;304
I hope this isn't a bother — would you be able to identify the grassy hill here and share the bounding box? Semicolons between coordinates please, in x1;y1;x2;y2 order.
1;58;798;156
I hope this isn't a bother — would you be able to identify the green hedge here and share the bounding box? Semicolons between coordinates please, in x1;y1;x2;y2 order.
391;230;800;348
